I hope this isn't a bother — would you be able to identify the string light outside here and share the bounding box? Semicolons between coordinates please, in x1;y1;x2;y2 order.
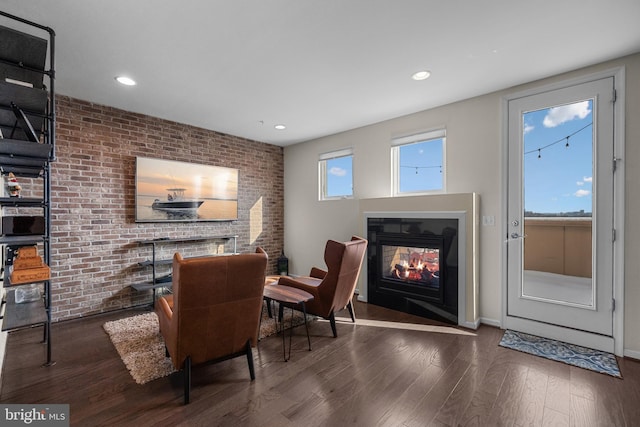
525;122;592;158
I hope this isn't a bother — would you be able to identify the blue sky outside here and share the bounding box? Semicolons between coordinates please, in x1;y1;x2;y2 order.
326;102;592;210
325;139;444;197
398;139;443;192
523;100;593;215
326;155;353;197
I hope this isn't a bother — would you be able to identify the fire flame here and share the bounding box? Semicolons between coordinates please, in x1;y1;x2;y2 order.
393;251;439;283
401;259;424;271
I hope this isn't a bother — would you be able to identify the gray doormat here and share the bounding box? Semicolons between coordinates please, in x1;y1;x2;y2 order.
499;329;621;378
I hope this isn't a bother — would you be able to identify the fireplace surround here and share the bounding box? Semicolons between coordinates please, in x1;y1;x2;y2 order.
359;196;479;329
367;216;460;324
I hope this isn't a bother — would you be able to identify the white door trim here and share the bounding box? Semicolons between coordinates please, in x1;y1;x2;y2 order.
501;66;625;356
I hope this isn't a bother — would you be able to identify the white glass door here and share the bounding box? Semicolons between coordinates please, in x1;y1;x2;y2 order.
506;77;615;350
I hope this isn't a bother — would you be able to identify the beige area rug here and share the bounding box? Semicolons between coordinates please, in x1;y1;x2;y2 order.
103;312;174;384
103;301;313;384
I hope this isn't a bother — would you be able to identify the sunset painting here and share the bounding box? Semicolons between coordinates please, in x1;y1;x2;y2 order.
135;157;238;222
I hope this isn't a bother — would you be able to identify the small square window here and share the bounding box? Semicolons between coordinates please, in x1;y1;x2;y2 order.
319;149;353;200
392;129;445;195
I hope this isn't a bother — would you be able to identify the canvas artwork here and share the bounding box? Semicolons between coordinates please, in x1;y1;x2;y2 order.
135;157;238;222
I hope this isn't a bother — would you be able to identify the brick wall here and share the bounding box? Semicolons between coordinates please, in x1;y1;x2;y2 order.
50;96;284;321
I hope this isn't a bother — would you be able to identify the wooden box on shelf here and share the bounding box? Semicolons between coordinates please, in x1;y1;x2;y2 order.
9;245;50;285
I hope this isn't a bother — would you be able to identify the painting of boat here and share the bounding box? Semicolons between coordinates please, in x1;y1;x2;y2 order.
136;157;238;222
152;188;204;213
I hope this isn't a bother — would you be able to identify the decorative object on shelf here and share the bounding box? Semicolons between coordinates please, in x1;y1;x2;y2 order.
15;283;41;303
5;172;21;197
277;250;289;276
13;246;42;268
9;245;50;285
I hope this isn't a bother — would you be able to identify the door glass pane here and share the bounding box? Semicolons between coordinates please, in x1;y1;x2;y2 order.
521;100;594;307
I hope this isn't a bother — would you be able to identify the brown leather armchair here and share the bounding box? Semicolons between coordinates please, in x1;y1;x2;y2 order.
278;236;367;337
155;248;267;404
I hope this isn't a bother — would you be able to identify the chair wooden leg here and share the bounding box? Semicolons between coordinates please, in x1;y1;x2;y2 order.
347;299;356;323
246;340;256;380
183;356;191;405
329;312;337;338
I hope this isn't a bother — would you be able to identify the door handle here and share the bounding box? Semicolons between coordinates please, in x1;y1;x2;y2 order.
505;233;527;243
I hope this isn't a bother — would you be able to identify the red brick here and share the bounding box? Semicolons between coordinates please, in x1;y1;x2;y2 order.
50;96;284;321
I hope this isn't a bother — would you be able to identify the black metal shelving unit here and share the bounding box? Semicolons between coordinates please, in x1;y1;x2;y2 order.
132;235;238;307
0;11;56;367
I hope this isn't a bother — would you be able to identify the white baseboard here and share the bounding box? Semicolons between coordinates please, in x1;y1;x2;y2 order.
480;317;502;328
460;319;480;330
623;348;640;360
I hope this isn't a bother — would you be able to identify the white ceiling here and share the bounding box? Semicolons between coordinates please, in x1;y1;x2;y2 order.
2;1;640;146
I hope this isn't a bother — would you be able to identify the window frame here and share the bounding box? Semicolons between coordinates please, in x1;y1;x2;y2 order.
318;148;354;201
392;129;446;196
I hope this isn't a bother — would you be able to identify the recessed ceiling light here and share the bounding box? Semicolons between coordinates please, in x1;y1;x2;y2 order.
411;70;431;81
274;124;286;130
115;76;136;86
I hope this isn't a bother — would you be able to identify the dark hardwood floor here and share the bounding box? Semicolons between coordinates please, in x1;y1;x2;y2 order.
1;301;639;426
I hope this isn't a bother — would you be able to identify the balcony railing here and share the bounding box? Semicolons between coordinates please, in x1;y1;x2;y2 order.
524;217;592;278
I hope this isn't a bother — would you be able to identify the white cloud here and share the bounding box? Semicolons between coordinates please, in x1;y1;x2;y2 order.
543;101;591;128
574;189;591;197
577;176;591;186
329;166;347;177
524;123;535;134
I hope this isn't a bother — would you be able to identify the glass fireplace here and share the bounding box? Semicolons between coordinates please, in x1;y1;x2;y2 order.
382;244;441;288
367;217;458;324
